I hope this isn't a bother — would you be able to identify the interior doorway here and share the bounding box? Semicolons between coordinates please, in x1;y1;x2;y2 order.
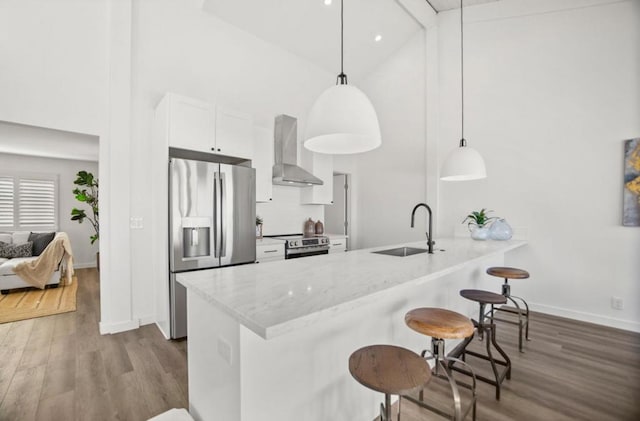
0;120;99;321
324;173;351;249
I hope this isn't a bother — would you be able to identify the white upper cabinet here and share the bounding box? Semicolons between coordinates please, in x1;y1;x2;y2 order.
159;93;254;160
163;93;215;152
253;126;273;203
300;149;333;205
215;107;254;160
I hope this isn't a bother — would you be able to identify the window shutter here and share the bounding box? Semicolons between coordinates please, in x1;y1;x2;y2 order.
0;177;14;228
18;178;56;228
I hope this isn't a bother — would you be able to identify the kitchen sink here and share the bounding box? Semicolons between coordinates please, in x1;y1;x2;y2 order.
372;247;429;257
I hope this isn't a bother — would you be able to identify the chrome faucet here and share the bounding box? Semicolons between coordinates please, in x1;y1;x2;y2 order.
411;203;434;254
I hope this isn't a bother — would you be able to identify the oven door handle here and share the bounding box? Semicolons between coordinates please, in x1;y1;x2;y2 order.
286;247;330;257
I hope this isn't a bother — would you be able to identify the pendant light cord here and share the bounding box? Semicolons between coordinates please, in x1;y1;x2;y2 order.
337;0;348;85
460;0;465;144
341;0;344;75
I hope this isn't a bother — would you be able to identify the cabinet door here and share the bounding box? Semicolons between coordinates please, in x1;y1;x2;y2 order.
329;237;347;253
256;244;284;262
167;93;215;152
301;150;333;205
253;126;274;203
215;107;254;159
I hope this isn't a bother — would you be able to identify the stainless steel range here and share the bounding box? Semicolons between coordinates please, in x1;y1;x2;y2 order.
272;234;330;259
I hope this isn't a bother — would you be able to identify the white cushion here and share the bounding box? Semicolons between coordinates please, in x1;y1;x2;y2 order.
0;258;8;265
147;409;194;421
0;257;38;275
0;234;11;244
12;231;30;244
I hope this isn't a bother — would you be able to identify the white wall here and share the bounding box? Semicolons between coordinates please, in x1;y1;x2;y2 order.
0;0;108;136
434;0;640;330
347;31;428;249
0;153;99;267
0;0;139;334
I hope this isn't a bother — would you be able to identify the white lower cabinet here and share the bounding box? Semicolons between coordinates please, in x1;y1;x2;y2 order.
328;235;347;253
256;239;285;263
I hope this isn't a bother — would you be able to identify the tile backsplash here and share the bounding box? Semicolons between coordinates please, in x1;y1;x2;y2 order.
256;185;323;236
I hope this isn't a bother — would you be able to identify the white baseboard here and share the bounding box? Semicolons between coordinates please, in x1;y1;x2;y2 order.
156;322;171;340
98;316;157;335
73;263;97;269
531;302;640;333
99;319;140;335
138;314;155;326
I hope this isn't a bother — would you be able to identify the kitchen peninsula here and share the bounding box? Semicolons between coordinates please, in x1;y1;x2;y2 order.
178;238;526;421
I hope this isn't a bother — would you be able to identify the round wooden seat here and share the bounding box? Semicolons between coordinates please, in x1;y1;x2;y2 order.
460;289;507;305
405;308;474;340
486;267;529;279
349;345;431;396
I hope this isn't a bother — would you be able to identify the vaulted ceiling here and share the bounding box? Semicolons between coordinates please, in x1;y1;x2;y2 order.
202;0;501;80
202;0;423;81
426;0;500;13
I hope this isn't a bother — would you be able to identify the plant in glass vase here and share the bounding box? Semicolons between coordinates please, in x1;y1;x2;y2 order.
462;208;496;241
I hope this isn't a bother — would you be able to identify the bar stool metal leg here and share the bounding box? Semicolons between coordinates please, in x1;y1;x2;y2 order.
450;291;513;400
381;393;391;421
404;337;477;421
492;279;531;352
487;268;532;352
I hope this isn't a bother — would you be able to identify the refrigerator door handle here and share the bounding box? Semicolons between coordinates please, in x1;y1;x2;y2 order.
213;171;220;258
220;172;227;257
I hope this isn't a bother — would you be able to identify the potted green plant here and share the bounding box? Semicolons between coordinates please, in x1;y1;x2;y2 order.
70;171;99;267
256;215;263;239
462;208;496;240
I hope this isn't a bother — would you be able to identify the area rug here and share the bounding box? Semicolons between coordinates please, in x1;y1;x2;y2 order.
0;277;78;323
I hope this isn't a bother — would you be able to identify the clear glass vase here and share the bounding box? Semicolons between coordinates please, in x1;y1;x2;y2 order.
489;218;513;240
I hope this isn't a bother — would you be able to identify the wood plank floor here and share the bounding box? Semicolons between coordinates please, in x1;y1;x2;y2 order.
0;268;188;421
1;269;639;420
387;309;640;421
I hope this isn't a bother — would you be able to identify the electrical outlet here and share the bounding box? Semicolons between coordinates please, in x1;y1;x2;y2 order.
217;337;232;364
611;296;624;310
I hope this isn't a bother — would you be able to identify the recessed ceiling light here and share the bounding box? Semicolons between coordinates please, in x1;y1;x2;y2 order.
375;34;382;42
324;0;332;5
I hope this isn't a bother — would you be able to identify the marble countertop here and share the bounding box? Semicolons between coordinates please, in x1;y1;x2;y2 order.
178;238;526;340
256;238;286;247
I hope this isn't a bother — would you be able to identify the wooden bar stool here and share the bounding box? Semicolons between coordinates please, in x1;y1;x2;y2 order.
449;290;512;400
404;308;477;421
349;344;431;421
486;266;531;352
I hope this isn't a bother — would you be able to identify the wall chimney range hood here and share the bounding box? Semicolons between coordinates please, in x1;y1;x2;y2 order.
272;115;324;187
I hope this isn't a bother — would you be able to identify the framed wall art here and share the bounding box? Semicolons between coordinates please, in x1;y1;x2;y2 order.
623;138;640;226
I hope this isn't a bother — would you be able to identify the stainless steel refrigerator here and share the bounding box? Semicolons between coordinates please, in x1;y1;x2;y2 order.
169;157;256;339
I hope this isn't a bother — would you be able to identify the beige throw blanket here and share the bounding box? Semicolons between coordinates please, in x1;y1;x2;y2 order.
13;232;75;289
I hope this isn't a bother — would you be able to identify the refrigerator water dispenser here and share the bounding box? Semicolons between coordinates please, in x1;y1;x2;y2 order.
182;217;211;258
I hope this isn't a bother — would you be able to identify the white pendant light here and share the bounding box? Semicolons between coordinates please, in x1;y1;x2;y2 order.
304;0;381;155
440;0;487;181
